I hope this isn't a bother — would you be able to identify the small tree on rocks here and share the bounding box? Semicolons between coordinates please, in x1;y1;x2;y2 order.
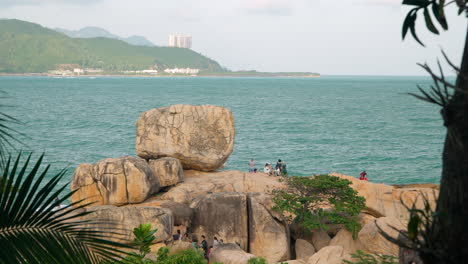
272;174;366;238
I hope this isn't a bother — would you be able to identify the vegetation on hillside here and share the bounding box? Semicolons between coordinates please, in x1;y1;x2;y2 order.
272;174;366;239
0;19;224;73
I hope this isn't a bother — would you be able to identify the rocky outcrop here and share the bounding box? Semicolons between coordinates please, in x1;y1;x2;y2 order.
329;229;362;254
81;205;173;243
310;229;331;252
307;246;346;264
295;239;315;261
159;170;284;205
248;192;290;263
209;243;255;264
190;192;249;250
358;217;404;256
71;156;160;206
136;104;235;171
329;173;438;223
148;158;184;187
281;261;305;264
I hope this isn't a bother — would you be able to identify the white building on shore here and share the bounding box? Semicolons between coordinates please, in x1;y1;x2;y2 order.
168;34;192;49
164;68;199;75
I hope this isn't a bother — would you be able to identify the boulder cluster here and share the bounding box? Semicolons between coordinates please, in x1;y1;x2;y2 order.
71;104;438;264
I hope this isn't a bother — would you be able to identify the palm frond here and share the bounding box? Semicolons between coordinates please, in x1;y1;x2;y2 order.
0;153;133;263
0;96;25;169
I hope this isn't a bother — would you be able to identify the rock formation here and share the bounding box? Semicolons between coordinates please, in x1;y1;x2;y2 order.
81;205;173;243
248;192;290;263
329;172;438;223
358;216;404;256
307;246;346;264
209;243;255;264
148;157;184;187
68;105;442;263
71;156;160;206
295;239;315;261
136;104;235;171
190;192;249;250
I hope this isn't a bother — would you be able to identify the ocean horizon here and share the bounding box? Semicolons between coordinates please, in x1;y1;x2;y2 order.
1;75;447;187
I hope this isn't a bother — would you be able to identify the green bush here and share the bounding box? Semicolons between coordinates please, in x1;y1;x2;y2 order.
273;175;366;238
343;250;398;264
247;257;268;264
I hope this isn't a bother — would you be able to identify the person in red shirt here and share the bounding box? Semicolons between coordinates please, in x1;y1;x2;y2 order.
359;170;368;181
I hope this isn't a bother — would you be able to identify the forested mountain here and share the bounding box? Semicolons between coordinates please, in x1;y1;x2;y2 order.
0;19;223;73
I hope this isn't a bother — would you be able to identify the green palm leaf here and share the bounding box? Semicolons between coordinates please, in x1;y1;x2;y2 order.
0;153;132;264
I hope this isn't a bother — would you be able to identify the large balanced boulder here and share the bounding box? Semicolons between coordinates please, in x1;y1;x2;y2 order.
248;192;290;263
71;156;160;206
136;104;235;171
81;205;173;243
209;243;255;264
190;192;249;250
148;157;184;187
358;217;404;256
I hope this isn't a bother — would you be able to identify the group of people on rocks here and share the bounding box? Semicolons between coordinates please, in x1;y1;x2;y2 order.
248;158;287;176
173;230;224;261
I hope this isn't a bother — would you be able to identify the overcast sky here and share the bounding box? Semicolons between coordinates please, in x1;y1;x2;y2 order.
0;0;465;75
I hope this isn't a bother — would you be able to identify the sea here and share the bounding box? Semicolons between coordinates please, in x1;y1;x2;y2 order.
0;76;447;188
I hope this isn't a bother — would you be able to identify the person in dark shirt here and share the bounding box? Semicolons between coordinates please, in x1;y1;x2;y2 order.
275;159;283;175
201;235;208;259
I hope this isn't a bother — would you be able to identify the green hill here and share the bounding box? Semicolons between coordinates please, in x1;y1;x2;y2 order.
0;19;224;73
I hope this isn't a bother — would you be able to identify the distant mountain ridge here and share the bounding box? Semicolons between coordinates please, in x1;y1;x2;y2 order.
55;26;155;47
0;19;224;73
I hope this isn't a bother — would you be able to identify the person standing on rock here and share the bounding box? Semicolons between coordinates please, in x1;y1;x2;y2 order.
201;235;208;259
248;159;255;173
213;236;220;248
275;159;283;175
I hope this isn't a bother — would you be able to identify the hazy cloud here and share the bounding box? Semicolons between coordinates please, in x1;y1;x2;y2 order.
0;0;101;7
241;0;294;16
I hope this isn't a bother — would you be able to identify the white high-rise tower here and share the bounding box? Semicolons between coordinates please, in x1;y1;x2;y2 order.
168;34;192;49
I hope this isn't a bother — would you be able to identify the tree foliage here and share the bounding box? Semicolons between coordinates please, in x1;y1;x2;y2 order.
343;250;398;264
389;1;468;263
402;0;466;46
272;175;366;238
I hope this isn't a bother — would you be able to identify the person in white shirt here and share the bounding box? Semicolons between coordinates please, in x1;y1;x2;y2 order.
263;163;271;175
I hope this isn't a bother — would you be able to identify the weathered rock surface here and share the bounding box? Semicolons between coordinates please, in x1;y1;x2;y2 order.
127;200;194;227
329;172;438;223
190;192;249;250
281;261;305;264
248;192;290;263
310;229;331;252
307;246;346;264
71;156;160;206
136;104;235;171
168;241;195;255
358;217;404;256
159;170;284;205
81;205;173;243
295;239;315;261
329;229;362;254
148;157;184;187
209;243;255;264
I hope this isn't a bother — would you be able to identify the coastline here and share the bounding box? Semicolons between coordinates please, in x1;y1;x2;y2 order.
0;73;321;78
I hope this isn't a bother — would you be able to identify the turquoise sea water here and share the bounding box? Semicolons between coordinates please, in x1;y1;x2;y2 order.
0;76;446;187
